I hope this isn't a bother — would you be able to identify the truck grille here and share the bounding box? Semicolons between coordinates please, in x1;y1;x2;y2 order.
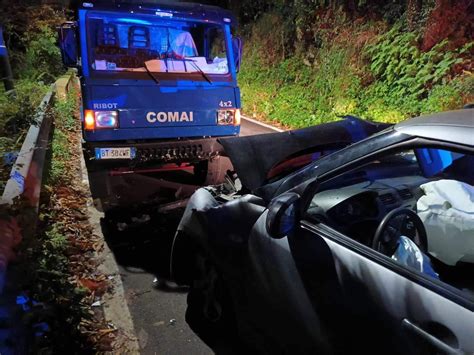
136;144;205;162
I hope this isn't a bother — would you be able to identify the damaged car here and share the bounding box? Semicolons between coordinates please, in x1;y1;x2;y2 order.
170;110;474;354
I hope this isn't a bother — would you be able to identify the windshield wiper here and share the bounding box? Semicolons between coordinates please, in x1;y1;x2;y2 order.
186;59;212;84
143;61;160;85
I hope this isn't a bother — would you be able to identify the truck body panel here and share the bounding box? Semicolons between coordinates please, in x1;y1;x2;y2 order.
57;1;243;207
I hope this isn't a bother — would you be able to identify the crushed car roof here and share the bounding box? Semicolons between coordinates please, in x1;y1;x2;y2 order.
218;117;389;191
395;109;474;147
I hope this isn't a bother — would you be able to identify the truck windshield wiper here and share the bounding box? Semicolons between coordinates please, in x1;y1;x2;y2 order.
143;61;160;85
186;59;212;84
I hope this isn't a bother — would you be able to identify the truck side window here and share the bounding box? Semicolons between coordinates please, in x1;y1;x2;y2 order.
208;28;226;60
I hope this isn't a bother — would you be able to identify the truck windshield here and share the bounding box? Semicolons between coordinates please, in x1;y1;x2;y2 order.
86;12;230;79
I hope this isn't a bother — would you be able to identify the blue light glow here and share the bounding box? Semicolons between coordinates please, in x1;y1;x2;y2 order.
114;18;153;25
95;111;118;128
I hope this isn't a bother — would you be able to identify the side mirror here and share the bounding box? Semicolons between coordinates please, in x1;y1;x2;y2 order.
232;36;243;72
266;192;301;239
57;22;78;68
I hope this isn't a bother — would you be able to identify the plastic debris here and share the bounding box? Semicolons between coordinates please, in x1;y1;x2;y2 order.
392;236;439;279
91;300;101;307
16;294;30;311
169;318;176;326
3;151;18;166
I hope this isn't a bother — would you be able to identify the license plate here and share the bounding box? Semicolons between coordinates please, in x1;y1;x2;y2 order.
95;147;136;160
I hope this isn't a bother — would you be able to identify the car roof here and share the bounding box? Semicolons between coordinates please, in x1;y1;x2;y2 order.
80;0;236;24
394;109;474;147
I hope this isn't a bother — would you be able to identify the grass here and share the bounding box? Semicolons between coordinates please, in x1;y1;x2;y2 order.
48;86;77;184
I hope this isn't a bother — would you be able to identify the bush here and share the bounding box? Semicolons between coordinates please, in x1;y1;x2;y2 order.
366;26;471;111
0;4;66;190
22;26;64;84
0;80;49;140
240;7;473;128
240;43;361;127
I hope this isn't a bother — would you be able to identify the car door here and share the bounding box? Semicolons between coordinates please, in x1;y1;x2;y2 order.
287;145;474;355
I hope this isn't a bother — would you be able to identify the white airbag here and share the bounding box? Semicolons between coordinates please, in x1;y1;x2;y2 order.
417;179;474;266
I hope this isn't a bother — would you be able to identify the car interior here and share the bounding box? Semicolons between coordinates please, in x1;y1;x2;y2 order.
307;147;474;298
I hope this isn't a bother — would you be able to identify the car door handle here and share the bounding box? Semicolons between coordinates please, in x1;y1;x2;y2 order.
402;319;463;355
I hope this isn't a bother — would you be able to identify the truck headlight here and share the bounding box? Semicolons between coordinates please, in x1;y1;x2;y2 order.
217;109;240;126
84;110;118;130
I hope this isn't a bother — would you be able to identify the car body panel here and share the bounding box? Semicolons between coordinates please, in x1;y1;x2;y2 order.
172;109;474;353
82;83;240;141
174;190;330;353
292;222;474;354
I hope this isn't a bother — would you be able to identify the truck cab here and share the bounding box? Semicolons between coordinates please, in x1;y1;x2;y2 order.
58;1;243;207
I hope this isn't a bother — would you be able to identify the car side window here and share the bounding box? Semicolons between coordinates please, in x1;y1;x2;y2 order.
306;146;474;299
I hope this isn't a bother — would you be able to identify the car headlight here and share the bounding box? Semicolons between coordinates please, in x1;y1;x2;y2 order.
84;110;118;130
217;109;240;126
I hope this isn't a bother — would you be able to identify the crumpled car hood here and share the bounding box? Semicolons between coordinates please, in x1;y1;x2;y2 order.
218;117;390;191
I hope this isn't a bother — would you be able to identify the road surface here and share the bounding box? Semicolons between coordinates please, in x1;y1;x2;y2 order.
102;116;279;355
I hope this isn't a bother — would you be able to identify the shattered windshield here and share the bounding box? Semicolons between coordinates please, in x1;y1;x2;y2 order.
86;12;229;78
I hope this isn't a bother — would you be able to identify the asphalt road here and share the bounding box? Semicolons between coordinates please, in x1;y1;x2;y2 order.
101;117;278;355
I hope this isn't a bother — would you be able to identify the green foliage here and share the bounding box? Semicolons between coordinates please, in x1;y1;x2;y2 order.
240;10;473;127
0;81;48;192
365;26;471;114
0;80;49;138
240;45;361;127
39;225;68;271
21;26;64;84
49;129;69;184
49;89;78;184
421;75;473;114
0;9;66;190
54;85;78;131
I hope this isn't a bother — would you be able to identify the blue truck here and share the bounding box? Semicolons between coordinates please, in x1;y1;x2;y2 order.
58;0;242;206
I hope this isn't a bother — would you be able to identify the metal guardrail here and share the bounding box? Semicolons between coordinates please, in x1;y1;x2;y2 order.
2;89;54;205
0;71;75;293
0;72;75;354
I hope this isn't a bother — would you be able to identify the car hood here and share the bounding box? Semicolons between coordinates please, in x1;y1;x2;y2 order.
218;117;390;191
